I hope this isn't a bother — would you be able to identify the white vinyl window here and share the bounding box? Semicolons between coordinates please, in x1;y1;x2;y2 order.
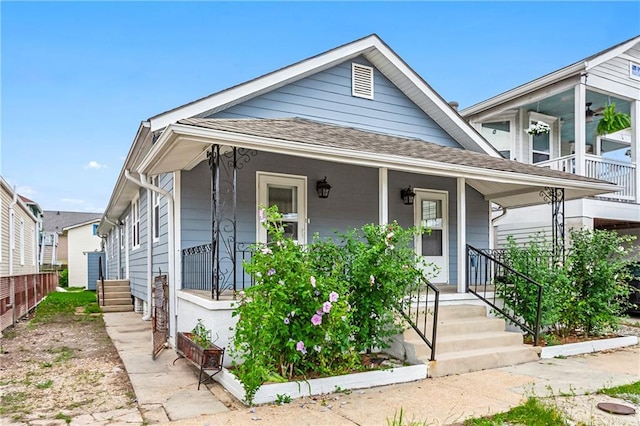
132;197;140;249
152;175;160;241
119;222;125;249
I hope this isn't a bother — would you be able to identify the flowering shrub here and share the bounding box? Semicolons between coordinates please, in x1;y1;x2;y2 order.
231;206;432;404
525;121;550;136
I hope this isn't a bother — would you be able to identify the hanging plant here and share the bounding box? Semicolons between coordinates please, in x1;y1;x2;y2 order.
596;103;631;136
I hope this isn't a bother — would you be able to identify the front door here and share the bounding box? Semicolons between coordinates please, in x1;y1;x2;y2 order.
414;190;448;283
257;173;307;244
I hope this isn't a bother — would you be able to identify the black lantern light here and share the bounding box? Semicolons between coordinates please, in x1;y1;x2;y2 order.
316;177;332;199
400;186;416;205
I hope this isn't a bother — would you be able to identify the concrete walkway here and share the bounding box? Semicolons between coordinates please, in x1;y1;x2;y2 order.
102;312;639;425
103;312;228;424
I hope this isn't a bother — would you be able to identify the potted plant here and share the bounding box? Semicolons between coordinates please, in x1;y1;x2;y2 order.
596;103;631;136
176;319;225;389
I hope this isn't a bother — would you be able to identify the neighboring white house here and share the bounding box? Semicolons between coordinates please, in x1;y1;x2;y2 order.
0;175;40;278
462;35;640;247
64;219;102;288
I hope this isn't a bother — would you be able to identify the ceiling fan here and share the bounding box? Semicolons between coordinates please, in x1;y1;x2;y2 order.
585;102;604;122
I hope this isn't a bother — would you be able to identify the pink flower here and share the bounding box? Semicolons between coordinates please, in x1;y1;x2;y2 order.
386;232;394;240
322;301;332;313
267;268;276;276
311;314;323;326
329;291;339;302
296;341;307;354
261;247;272;255
310;276;316;287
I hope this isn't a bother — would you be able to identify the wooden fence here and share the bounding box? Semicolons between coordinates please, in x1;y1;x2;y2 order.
0;273;58;333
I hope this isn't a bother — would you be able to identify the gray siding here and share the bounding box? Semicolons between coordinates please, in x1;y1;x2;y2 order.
207;57;461;148
151;173;171;279
590;44;640;93
106;230;118;279
129;188;147;300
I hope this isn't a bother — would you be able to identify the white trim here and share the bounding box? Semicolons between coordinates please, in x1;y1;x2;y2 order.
414;189;448;284
456;178;466;293
585;37;640;70
145;124;616;196
632;100;640;202
19;218;24;266
378;168;388;225
151;175;161;242
256;172;307;244
575;83;587;176
528;112;559;164
31;226;36;266
352;62;374;99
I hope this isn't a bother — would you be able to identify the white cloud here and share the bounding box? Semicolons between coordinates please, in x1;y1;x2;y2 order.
84;161;107;170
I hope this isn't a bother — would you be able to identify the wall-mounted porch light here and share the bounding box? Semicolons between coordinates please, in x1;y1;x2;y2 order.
316;177;332;199
400;186;416;205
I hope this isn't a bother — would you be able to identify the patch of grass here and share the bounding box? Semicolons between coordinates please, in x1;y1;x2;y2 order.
2;328;18;339
41;361;53;368
0;391;28;415
464;397;568;426
84;303;102;314
49;345;75;362
597;380;640;404
386;408;428;426
35;379;53;389
55;412;72;424
32;291;98;322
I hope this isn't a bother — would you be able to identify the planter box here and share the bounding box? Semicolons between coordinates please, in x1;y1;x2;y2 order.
176;331;225;389
214;363;428;405
540;335;638;359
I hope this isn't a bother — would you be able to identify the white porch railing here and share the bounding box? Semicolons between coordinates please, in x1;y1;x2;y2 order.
536;154;636;200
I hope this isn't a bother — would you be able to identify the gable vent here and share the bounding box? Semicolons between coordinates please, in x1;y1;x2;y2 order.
352;63;374;99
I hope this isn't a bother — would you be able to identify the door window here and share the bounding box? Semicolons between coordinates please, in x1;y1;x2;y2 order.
257;173;306;244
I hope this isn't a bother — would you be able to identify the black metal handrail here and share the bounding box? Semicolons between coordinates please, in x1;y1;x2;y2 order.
98;255;105;307
466;244;542;346
397;276;440;361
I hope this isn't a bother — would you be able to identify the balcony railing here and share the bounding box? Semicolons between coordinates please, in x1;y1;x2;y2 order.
536;154;635;200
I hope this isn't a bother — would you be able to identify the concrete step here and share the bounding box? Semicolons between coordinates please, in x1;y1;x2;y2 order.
404;316;506;338
101;297;133;306
404;304;487;321
99;291;131;300
427;345;540;378
101;305;135;313
99;284;131;293
408;331;525;358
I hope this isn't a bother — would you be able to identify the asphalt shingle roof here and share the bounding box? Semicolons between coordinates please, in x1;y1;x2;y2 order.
178;117;609;186
42;211;102;233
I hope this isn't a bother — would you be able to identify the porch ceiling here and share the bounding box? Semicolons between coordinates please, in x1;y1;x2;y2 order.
139;117;618;209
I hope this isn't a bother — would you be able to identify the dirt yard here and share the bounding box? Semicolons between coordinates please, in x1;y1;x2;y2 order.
0;313;135;424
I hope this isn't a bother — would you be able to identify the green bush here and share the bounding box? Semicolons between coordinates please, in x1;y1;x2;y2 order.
500;229;635;338
58;269;68;288
231;206;432;404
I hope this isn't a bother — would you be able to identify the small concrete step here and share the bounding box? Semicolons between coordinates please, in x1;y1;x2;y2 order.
404;316;506;337
99;291;131;300
427;345;540;378
101;298;133;306
101;305;135;313
408;331;525;357
100;285;131;293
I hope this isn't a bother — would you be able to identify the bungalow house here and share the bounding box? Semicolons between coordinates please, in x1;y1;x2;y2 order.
462;35;640;247
98;35;615;374
63;219;103;289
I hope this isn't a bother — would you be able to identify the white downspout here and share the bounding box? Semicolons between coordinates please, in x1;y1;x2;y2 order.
124;170;174;324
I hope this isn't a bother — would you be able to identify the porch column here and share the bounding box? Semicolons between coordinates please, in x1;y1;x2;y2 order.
631;100;640;202
456;177;466;293
379;168;388;225
574;83;587;176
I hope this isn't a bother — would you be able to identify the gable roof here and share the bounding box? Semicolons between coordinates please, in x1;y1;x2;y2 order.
461;35;640;117
147;34;499;156
43;210;102;233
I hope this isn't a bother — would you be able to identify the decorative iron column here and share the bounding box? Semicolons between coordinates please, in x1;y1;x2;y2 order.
540;187;565;263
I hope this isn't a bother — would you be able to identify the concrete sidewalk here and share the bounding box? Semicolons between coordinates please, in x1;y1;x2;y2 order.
103;312;229;423
105;311;640;425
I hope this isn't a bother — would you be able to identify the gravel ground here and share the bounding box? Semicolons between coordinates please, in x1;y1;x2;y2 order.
0;314;135;424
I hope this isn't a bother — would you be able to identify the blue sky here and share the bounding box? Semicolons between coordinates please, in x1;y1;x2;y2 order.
2;1;639;213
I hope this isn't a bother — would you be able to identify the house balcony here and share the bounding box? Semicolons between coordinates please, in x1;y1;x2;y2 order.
536;154;636;201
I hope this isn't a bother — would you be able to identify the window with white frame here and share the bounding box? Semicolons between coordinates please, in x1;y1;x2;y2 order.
119;222;125;249
152;175;160;241
132;197;140;249
528;112;558;164
20;218;25;265
481;121;512;159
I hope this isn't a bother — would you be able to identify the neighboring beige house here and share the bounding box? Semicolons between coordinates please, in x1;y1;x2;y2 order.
41;211;102;269
0;176;40;277
64;219;102;288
